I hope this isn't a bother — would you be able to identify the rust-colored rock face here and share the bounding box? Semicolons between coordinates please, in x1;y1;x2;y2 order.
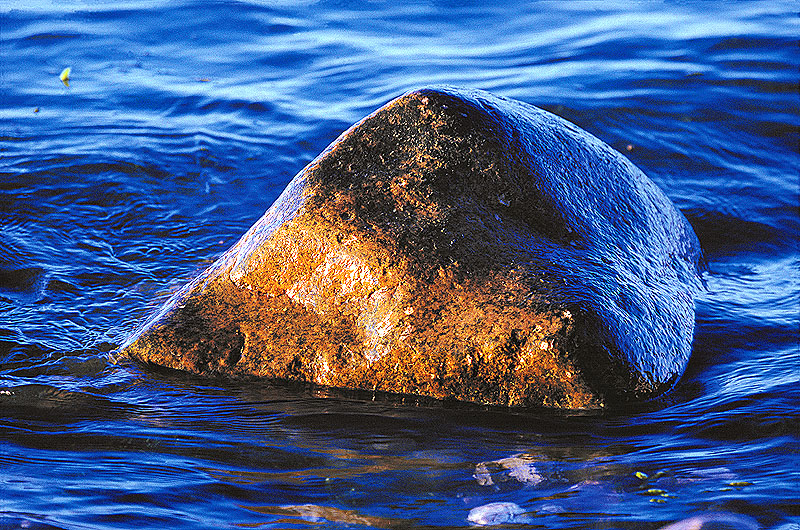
120;86;703;409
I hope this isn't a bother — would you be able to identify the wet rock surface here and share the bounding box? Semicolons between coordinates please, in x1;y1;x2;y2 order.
120;86;703;409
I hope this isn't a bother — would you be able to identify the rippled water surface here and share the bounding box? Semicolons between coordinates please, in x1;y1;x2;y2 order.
1;1;798;528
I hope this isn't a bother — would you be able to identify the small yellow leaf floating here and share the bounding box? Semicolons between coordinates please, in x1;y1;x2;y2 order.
60;67;71;87
635;471;648;480
728;481;752;487
643;489;667;496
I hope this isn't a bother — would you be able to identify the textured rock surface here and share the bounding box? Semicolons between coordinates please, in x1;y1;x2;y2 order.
120;86;703;409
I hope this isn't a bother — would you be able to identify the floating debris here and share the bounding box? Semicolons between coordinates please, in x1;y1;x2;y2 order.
59;67;71;87
643;488;668;496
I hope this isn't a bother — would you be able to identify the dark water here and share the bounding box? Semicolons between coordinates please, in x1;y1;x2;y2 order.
1;1;798;528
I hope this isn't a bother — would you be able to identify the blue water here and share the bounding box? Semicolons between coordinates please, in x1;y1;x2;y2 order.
1;1;798;528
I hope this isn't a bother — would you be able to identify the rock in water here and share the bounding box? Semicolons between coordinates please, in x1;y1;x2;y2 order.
467;502;528;526
120;86;703;409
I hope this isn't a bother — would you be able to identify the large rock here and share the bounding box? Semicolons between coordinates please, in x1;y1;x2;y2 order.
120;86;703;409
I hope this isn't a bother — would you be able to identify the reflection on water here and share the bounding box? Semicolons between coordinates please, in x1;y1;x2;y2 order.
1;0;798;528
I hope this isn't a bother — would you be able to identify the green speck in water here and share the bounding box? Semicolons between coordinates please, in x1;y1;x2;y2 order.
59;67;71;87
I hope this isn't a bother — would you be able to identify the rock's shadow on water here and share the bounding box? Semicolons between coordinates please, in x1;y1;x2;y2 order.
0;383;136;425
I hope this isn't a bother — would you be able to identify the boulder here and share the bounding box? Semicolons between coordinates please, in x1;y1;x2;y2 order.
120;86;703;409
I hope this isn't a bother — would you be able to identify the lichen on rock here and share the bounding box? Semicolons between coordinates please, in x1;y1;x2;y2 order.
120;86;703;409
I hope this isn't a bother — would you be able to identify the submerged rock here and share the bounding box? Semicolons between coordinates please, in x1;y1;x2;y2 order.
467;502;528;526
120;86;703;408
656;512;759;530
474;455;543;487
